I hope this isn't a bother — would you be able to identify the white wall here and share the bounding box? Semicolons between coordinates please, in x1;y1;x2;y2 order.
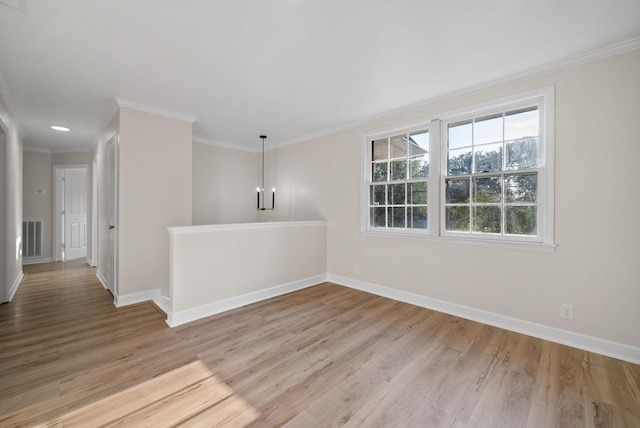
22;150;52;260
267;49;640;351
192;142;258;225
168;221;328;326
0;91;23;302
22;150;92;263
118;107;192;299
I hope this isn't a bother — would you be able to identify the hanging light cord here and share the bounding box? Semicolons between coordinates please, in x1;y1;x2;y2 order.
261;135;266;192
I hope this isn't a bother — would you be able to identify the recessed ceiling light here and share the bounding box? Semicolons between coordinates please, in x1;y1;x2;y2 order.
51;125;70;132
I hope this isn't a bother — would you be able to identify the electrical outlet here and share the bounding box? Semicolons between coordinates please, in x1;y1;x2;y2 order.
560;304;574;320
354;265;360;274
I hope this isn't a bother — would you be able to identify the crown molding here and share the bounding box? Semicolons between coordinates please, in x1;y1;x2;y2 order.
116;98;197;124
192;135;259;153
273;37;640;150
23;146;50;154
0;67;26;138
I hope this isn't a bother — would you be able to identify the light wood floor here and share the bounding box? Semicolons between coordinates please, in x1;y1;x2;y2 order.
1;260;639;427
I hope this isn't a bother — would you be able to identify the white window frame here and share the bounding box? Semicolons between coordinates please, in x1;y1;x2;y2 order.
363;122;433;235
362;86;555;250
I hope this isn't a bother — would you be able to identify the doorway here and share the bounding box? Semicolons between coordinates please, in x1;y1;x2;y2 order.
53;165;88;262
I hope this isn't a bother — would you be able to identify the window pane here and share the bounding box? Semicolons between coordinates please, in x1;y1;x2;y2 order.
474;143;503;173
388;207;406;228
446;206;470;231
446;178;470;203
371;207;386;227
506;137;538;170
409;157;429;178
409;131;429;156
473;176;502;203
370;184;386;205
506;206;537;235
409;206;427;229
473;206;501;233
372;138;388;161
408;182;427;204
390;159;407;180
390;135;407;159
372;162;387;182
474;114;503;145
448;148;472;175
389;184;405;205
505;174;537;203
448;120;472;149
505;108;538;141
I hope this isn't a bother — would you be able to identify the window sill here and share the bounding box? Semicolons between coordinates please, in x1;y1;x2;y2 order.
360;229;557;252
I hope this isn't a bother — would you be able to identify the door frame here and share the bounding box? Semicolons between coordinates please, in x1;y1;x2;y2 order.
106;134;118;297
91;159;98;267
53;164;88;262
0;119;7;303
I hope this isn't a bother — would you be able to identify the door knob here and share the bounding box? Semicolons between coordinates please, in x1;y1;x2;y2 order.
109;225;115;230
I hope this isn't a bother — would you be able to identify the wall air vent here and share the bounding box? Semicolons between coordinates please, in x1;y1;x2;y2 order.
23;220;43;258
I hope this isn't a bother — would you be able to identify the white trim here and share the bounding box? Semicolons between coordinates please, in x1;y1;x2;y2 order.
7;271;23;302
360;230;556;252
192;136;257;153
49;148;93;154
91;159;97;267
270;38;640;151
0;68;25;138
24;147;93;154
166;274;327;327
106;134;118;297
96;270;108;289
168;220;328;235
22;257;54;265
153;295;171;315
116;98;197;124
327;274;640;365
53;165;88;262
115;288;161;308
23;146;51;153
0;118;6;303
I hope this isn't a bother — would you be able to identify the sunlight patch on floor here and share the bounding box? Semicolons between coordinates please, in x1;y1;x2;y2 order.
49;359;260;427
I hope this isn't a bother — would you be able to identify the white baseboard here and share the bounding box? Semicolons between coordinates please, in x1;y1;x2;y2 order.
96;271;108;290
152;295;171;315
166;274;327;328
115;289;161;308
7;271;24;302
327;274;640;365
22;257;53;265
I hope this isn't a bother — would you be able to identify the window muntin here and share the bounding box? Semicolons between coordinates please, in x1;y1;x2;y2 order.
368;130;429;231
364;87;553;247
443;106;540;239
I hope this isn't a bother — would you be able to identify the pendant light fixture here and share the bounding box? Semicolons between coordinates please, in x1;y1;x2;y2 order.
257;135;275;211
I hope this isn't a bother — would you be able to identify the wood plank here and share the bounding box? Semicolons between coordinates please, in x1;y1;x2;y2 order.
0;260;638;427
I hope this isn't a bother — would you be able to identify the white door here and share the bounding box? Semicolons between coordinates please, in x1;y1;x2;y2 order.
106;135;118;296
63;168;87;261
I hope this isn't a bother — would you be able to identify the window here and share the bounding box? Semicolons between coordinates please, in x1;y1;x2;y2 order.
368;129;430;232
363;87;554;248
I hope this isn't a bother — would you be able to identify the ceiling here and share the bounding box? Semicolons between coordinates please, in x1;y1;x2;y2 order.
0;0;639;153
